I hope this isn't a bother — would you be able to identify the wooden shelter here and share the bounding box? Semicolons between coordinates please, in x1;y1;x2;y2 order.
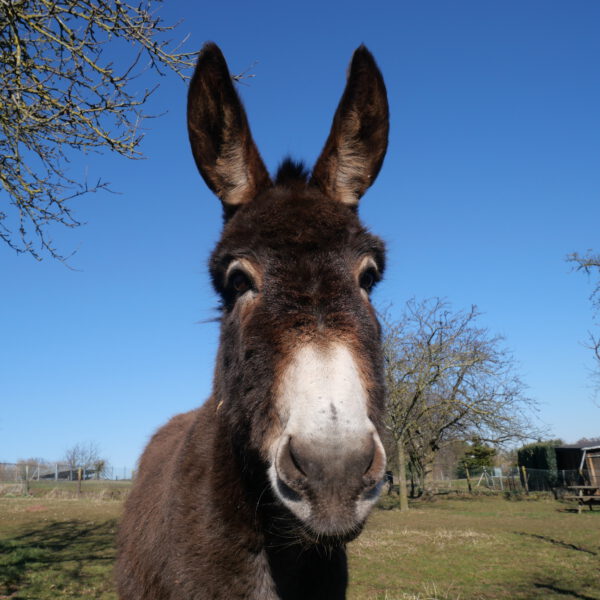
556;445;600;486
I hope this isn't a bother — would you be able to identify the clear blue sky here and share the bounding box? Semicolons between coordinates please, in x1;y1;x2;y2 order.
2;1;599;469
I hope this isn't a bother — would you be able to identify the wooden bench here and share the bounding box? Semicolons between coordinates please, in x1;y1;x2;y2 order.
563;488;600;514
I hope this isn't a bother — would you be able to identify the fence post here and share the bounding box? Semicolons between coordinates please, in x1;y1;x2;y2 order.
25;464;30;495
77;467;82;495
55;463;58;481
465;467;473;494
521;465;529;494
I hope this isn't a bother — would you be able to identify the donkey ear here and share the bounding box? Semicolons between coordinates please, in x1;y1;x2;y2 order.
311;45;389;206
187;43;271;209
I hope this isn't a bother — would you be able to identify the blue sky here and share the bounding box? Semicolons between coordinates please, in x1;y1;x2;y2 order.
2;1;599;469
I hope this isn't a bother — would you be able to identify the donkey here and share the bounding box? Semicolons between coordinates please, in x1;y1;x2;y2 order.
116;42;389;600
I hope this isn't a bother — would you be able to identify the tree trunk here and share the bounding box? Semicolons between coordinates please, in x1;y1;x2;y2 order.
408;463;417;498
408;454;425;497
396;438;409;511
420;453;436;496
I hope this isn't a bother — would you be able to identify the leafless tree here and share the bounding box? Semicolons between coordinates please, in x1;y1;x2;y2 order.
92;458;108;479
63;441;105;478
568;251;600;384
0;0;197;261
574;436;600;447
382;298;542;505
16;457;47;480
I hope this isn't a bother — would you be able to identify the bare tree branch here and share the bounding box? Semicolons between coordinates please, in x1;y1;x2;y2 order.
567;250;600;388
0;0;197;261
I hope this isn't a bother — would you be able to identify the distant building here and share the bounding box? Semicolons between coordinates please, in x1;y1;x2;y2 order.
555;444;599;486
517;442;600;490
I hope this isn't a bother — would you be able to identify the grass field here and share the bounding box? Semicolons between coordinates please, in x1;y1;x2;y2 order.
0;493;598;599
350;495;600;599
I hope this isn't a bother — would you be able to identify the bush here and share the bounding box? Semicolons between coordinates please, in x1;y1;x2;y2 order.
517;442;557;470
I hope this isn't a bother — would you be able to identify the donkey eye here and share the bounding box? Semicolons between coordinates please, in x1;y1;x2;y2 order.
229;270;252;295
359;268;378;293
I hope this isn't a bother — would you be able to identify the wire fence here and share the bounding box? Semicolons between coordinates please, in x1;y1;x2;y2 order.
398;466;586;496
0;462;588;500
0;462;133;485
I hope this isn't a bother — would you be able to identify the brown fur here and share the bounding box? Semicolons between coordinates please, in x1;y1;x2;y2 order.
116;42;389;600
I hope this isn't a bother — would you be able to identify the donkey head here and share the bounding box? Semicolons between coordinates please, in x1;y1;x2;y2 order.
188;43;389;542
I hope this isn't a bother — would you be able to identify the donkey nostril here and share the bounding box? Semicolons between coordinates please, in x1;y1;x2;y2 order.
277;437;310;485
288;438;308;477
276;476;303;502
362;435;386;486
362;438;376;475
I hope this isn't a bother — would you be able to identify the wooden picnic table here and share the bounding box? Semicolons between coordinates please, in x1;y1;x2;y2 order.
563;485;600;514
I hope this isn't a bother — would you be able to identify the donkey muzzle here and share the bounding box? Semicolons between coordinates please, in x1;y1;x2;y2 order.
272;431;386;537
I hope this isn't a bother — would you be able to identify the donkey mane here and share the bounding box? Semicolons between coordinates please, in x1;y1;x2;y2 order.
117;42;390;600
274;158;311;186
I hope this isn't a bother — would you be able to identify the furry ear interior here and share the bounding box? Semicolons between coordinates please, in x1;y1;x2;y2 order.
187;43;271;209
311;46;389;206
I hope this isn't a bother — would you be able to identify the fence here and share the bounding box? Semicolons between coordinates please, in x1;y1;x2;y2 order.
406;466;584;495
0;461;584;499
0;462;133;484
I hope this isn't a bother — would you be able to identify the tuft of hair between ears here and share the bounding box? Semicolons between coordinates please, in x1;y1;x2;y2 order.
274;158;311;186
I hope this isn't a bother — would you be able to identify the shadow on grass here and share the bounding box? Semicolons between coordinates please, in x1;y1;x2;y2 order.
514;532;597;556
0;519;117;597
556;506;600;515
534;582;600;600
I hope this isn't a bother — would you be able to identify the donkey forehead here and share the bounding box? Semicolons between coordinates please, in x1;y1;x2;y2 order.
212;190;386;267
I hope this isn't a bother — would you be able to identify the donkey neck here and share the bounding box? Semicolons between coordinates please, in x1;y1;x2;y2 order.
266;540;348;600
193;400;349;599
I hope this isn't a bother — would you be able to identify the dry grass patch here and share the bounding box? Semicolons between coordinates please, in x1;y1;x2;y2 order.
360;581;467;599
353;526;495;556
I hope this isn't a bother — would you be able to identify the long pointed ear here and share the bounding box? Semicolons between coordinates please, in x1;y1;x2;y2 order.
311;45;389;206
187;43;271;210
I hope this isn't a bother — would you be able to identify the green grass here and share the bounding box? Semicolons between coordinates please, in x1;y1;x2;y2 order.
0;494;598;599
348;495;600;600
0;498;120;599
